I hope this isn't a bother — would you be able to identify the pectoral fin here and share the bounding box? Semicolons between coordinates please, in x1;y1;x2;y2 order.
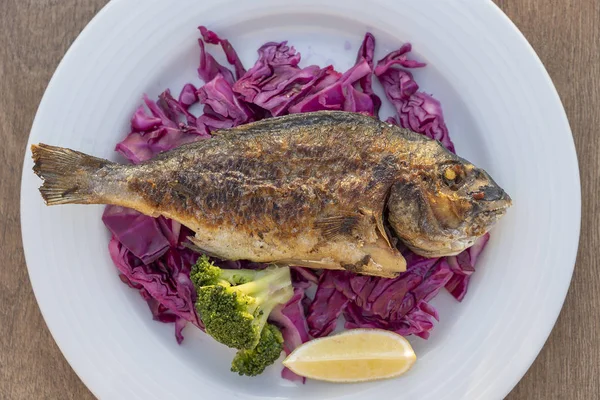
362;238;406;273
345;237;406;277
375;213;393;248
314;214;361;240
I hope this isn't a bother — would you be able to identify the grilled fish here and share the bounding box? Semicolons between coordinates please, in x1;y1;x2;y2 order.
32;111;511;278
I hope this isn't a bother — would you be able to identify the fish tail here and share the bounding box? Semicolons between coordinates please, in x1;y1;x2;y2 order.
31;143;115;205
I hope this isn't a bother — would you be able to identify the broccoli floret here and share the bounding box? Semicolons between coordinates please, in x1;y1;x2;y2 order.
191;255;293;351
231;323;284;376
190;255;258;287
190;255;222;287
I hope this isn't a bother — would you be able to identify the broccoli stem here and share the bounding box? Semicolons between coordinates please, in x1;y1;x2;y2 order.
253;286;294;333
234;267;291;299
218;269;259;285
230;268;293;334
192;262;294;356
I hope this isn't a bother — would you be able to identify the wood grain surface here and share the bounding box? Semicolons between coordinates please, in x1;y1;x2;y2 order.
0;1;598;399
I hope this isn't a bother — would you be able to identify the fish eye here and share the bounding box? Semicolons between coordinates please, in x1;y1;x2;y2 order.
444;168;456;181
442;165;464;189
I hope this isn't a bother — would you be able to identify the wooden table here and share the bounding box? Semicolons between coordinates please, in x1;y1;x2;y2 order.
1;1;598;398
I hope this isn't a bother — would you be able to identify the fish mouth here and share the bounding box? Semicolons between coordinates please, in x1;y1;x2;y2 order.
470;185;512;205
479;207;507;218
473;188;512;217
474;202;510;229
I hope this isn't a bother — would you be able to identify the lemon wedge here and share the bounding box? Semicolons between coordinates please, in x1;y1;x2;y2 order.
282;329;416;382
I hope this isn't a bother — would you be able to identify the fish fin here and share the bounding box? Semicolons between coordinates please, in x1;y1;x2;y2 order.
31;143;114;205
342;256;401;278
342;240;407;278
275;259;343;271
183;237;224;258
362;239;407;273
375;213;393;248
314;214;361;240
356;206;393;249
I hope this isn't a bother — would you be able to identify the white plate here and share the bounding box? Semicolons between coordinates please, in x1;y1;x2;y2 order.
20;0;580;399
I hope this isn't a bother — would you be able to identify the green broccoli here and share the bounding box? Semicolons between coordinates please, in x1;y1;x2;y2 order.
190;255;260;287
190;255;293;351
231;323;284;376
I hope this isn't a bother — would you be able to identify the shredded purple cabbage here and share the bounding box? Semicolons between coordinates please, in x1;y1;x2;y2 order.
445;234;490;301
197;38;236;86
197;73;256;131
355;33;382;115
178;83;199;108
199;26;246;80
104;27;490;381
374;47;455;153
108;238;202;343
287;54;377;115
103;206;171;265
232;42;323;116
307;272;349;338
116;93;209;164
270;288;311;383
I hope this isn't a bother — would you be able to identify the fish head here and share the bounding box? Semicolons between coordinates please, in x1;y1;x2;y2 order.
387;149;512;257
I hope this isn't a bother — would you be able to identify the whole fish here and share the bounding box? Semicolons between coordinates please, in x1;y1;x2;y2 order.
32;111;511;278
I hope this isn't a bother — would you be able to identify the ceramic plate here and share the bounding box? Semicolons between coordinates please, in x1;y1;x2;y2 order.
21;0;580;399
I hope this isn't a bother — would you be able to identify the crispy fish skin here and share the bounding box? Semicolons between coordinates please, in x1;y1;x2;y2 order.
31;111;511;277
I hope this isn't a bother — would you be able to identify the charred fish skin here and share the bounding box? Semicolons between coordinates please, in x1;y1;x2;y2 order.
123;112;410;276
130;112;405;233
31;111;511;277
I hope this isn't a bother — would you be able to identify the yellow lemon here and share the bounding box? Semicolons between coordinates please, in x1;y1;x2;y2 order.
282;329;416;382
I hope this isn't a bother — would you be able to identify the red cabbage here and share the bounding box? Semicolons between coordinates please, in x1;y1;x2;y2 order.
290;266;319;288
197;38;236;86
118;274;174;322
116;131;176;163
131;106;162;132
287;57;374;115
373;43;426;76
178;83;199;109
355;33;382;115
345;300;440;340
115;128;201;164
233;33;382;117
102;205;170;265
116;94;209;164
270;288;311;383
199;26;246;80
158;89;197;126
156;217;183;248
445;234;490;301
232;41;326;116
196;73;256;131
287;33;380;115
375;47;455;152
108;238;202;343
307;253;450;340
307;272;349;338
304;65;342;94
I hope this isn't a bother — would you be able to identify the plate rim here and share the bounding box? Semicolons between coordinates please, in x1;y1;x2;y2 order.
484;1;581;395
